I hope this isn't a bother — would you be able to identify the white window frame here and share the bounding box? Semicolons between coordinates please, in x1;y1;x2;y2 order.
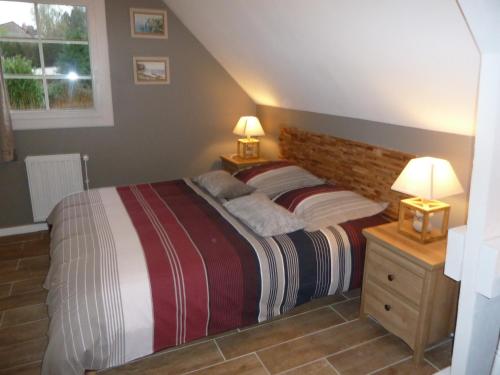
1;0;113;130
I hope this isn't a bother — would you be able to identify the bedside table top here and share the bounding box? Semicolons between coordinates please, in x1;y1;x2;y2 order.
220;154;269;166
363;222;447;270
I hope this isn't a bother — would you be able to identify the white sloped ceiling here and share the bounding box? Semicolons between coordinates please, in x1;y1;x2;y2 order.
164;0;479;136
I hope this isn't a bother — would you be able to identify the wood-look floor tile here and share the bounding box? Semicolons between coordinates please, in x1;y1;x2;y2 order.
0;285;11;299
10;277;45;297
0;247;22;262
0;361;42;375
217;307;344;359
327;334;411;374
425;341;452;370
101;341;223;374
0;231;48;245
0;319;49;347
1;304;47;328
0;260;18;273
0;270;30;285
21;241;49;258
0;337;48;369
284;295;346;318
258;319;386;374
342;288;361;299
190;354;267;375
372;358;436;374
0;290;47;312
331;298;360;321
18;255;50;273
281;359;337;375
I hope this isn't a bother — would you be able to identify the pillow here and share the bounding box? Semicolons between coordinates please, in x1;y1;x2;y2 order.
223;193;305;237
194;170;255;199
273;184;388;231
233;161;324;198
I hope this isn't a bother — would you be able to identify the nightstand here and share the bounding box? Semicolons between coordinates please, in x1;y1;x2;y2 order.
220;154;268;174
360;222;458;364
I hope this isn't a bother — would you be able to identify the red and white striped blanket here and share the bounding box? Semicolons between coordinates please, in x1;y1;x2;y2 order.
42;178;386;374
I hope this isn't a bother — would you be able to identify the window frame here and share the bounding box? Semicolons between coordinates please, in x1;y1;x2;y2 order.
1;0;114;130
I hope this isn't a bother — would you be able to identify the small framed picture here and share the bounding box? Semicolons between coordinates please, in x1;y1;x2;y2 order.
133;57;170;85
130;8;168;39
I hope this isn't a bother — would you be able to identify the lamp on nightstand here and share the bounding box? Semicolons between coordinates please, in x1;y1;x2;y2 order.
391;157;463;243
233;116;265;159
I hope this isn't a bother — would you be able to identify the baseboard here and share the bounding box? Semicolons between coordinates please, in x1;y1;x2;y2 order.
0;223;49;237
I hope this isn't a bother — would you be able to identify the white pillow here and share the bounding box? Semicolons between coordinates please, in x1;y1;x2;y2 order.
295;191;388;231
244;165;324;198
223;193;305;237
194;170;255;199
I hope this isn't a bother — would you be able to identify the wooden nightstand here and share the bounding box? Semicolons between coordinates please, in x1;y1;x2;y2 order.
360;222;458;364
220;154;268;174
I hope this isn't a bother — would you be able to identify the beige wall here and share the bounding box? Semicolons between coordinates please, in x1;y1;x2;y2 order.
0;0;255;228
257;105;474;228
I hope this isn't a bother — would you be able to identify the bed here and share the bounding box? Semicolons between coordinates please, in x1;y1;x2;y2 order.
42;127;414;374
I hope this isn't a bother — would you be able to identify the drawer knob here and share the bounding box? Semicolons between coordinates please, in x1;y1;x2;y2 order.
384;304;392;311
387;274;395;282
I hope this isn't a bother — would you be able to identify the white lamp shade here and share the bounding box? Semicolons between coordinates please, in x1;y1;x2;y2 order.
233;116;265;137
391;157;464;200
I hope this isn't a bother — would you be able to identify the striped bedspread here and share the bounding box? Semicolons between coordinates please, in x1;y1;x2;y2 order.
42;178;386;374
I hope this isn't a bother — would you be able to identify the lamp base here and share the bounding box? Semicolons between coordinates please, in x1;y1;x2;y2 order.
398;197;450;243
237;138;260;159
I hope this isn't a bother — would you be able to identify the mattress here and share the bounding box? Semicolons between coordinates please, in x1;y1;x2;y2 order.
42;178;386;374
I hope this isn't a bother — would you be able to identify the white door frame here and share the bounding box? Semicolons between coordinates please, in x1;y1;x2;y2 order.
448;1;500;374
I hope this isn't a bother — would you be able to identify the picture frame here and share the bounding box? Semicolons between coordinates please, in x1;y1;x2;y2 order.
130;8;168;39
133;57;170;85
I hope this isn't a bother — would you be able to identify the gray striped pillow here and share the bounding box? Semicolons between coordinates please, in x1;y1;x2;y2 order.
246;165;324;198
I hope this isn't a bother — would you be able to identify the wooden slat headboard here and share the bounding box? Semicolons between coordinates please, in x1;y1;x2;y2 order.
279;127;415;221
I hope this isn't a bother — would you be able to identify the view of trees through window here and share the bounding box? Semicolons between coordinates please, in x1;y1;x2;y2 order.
0;1;93;111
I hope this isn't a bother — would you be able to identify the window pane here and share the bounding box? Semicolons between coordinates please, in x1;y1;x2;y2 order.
48;79;93;109
43;43;91;76
5;79;45;110
0;1;37;39
37;4;88;41
0;42;41;76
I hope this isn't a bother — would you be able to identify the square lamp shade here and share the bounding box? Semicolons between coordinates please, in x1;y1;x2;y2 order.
391;157;464;243
233;116;265;159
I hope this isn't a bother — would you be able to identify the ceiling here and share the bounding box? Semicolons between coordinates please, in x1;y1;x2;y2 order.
164;0;480;136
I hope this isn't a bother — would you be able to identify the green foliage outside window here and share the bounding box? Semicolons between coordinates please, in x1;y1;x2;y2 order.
3;56;44;110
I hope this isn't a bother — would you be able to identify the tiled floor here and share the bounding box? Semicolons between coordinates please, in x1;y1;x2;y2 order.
0;231;453;375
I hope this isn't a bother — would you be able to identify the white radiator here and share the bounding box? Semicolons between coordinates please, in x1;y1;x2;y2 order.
25;154;84;222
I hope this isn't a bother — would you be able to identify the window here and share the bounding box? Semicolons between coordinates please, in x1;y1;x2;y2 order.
0;0;113;129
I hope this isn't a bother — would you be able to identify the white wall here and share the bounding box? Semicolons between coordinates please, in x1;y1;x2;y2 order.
165;0;479;136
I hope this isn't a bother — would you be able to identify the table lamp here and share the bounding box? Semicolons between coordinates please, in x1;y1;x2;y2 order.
391;157;464;243
233;116;265;159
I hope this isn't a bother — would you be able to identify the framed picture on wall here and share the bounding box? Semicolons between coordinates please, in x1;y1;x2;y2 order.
133;57;170;85
130;8;168;39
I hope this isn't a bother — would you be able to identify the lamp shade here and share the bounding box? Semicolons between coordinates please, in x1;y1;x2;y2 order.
233;116;265;137
391;157;463;200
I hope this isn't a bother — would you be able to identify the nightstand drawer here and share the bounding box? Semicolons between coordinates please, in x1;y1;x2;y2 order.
364;280;419;349
366;244;424;306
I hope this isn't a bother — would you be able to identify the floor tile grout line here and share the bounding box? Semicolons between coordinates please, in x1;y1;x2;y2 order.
179;354;248;375
331;296;360;307
213;339;226;361
326;333;392;359
425;337;453;352
237;304;338;334
366;355;413;375
425;358;441;371
254;352;271;375
326;360;341;375
275;357;333;374
329;305;349;322
254;318;360;354
264;331;391;374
